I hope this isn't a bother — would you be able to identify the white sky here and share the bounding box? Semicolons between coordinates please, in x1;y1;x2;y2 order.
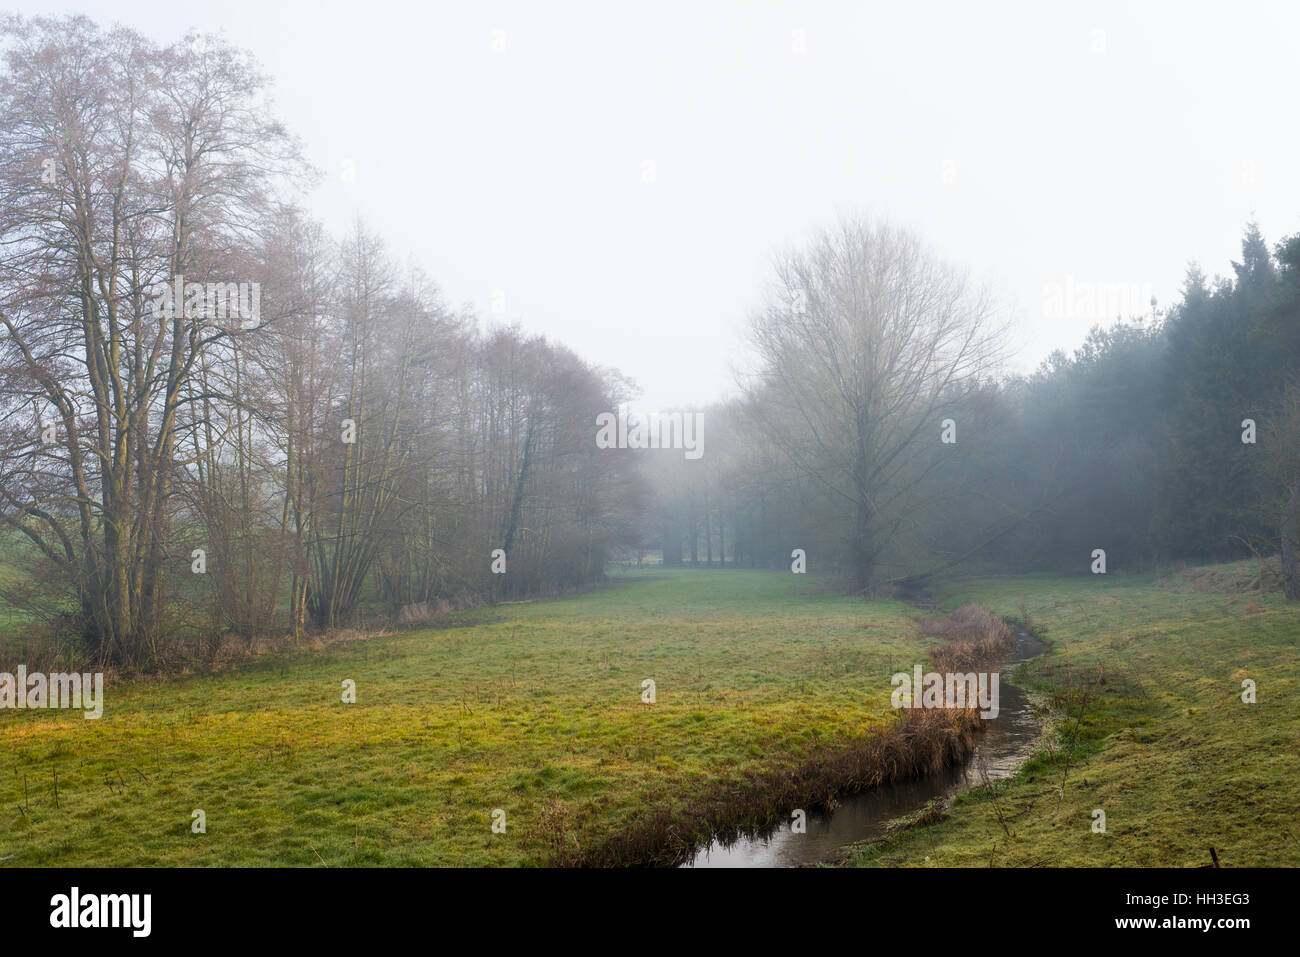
15;0;1300;408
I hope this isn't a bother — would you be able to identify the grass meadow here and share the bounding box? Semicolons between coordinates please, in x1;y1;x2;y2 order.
1;564;1295;866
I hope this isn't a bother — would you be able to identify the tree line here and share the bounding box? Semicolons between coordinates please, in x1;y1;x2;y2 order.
3;16;1297;674
644;218;1300;598
0;17;643;667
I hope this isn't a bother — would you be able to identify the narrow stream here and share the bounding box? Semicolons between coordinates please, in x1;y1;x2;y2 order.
684;627;1044;867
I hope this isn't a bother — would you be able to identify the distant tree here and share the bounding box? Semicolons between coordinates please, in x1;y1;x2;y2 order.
1261;382;1300;598
745;215;1006;591
1155;225;1281;560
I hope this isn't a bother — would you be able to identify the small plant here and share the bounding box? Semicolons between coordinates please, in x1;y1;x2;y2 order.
540;794;579;867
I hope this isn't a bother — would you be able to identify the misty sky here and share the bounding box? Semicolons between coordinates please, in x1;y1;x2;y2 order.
12;0;1300;409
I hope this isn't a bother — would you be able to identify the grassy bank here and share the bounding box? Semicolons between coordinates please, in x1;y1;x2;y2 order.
593;601;1013;864
844;565;1300;867
2;568;941;867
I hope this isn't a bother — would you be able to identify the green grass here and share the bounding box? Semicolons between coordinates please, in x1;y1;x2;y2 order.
0;568;934;866
0;531;38;638
844;566;1300;867
4;563;1296;867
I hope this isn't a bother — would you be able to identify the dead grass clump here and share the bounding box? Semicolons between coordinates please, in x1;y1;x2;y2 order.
1156;559;1281;595
922;604;1015;673
884;797;950;836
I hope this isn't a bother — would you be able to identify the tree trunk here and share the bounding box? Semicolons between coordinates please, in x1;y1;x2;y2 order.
1282;484;1299;600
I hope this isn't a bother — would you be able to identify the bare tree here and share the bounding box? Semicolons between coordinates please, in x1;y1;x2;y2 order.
0;16;644;666
0;16;301;664
745;214;1006;591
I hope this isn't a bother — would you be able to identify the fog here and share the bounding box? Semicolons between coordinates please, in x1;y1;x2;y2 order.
16;0;1300;408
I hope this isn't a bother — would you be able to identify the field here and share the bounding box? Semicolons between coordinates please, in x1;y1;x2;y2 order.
0;569;934;866
846;567;1300;867
2;564;1296;867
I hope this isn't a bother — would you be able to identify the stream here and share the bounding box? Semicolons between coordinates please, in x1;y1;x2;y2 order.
684;627;1044;867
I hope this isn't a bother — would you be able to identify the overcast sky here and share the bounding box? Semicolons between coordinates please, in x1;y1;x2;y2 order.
14;0;1300;409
